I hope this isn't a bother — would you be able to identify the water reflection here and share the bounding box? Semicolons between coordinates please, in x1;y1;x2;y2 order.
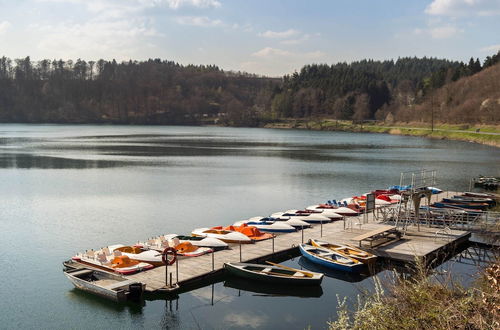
224;275;324;298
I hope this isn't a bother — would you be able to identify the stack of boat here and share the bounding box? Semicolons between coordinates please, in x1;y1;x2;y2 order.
431;192;497;212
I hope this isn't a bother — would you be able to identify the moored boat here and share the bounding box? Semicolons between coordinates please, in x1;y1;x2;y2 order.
192;227;253;243
299;243;364;273
71;250;154;275
64;267;144;302
212;224;275;241
233;219;296;233
309;239;377;264
224;262;323;285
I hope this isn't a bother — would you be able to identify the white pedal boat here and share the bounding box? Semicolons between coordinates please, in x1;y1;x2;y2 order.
192;228;253;243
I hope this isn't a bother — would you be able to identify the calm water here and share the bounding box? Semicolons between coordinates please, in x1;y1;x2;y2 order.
0;124;498;329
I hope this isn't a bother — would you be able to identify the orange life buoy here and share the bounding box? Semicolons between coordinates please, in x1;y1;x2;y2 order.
161;247;177;265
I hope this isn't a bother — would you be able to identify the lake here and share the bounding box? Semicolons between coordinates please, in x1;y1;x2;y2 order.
0;124;498;329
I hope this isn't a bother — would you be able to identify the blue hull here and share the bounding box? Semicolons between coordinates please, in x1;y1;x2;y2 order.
299;245;363;273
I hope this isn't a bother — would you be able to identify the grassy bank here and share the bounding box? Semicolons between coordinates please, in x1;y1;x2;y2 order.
263;120;500;147
329;258;499;330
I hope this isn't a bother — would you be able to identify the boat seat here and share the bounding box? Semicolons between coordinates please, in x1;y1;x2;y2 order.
97;253;108;264
113;250;122;257
103;280;136;290
102;247;111;256
85;250;95;259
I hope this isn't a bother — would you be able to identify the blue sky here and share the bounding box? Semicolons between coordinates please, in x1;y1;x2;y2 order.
0;0;499;76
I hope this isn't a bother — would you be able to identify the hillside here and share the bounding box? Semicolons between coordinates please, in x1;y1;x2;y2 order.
386;63;500;124
0;54;498;127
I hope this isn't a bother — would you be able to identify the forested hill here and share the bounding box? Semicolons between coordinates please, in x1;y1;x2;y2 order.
0;53;499;125
0;58;279;125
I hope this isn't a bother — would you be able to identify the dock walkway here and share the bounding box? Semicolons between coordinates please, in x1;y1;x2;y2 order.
127;200;470;292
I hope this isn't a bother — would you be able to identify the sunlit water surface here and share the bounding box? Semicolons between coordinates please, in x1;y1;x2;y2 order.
0;124;498;329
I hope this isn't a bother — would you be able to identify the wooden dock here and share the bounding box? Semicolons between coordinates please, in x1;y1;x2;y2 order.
66;190;476;293
126;211;470;292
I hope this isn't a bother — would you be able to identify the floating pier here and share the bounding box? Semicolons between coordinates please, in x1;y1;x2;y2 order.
65;190;491;294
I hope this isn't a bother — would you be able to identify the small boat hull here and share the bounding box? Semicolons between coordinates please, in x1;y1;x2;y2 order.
224;262;323;285
299;244;364;273
64;268;144;302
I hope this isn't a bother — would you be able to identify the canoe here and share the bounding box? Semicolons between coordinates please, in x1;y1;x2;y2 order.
224;262;323;285
64;267;144;302
309;239;377;264
192;227;253;243
211;224;275;241
72;250;154;275
299;243;364;273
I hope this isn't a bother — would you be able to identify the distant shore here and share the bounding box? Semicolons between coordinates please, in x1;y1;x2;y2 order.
260;119;500;148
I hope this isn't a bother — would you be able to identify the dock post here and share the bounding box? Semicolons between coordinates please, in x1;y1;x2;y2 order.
176;258;179;284
272;236;275;253
301;226;304;243
169;273;173;287
211;250;214;271
320;221;323;237
239;242;242;262
165;264;168;286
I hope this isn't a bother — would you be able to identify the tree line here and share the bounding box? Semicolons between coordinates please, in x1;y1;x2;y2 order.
0;51;499;126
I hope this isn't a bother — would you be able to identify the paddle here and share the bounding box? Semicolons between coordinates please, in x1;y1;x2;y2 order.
265;261;314;278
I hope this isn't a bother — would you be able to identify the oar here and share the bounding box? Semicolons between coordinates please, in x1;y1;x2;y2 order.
265;261;314;278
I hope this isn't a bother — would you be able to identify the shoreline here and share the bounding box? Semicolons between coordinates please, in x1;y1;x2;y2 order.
261;120;500;148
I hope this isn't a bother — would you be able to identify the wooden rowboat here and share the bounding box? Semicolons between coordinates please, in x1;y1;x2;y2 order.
224;262;323;285
310;239;377;264
299;243;364;273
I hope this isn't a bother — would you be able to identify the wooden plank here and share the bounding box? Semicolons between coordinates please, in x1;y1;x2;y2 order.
352;225;396;241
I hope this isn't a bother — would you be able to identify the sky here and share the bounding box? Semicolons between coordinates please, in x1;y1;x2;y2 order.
0;0;499;76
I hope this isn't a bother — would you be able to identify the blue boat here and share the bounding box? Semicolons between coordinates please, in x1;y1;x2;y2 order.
298;243;364;273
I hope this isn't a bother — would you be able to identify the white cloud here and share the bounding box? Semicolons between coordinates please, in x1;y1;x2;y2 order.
175;16;223;27
164;0;221;9
32;18;158;60
429;25;462;38
224;313;269;329
426;0;500;16
37;0;221;10
259;29;299;39
0;21;11;35
252;47;325;59
480;44;500;52
281;34;310;45
252;47;292;58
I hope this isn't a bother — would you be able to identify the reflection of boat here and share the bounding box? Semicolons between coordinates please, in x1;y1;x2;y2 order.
64;267;144;302
299;243;364;273
224;276;323;298
192;228;253;244
298;257;368;283
310;239;377;264
211;224;275;241
224;262;323;285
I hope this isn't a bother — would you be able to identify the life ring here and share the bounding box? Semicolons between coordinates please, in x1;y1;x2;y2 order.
162;247;177;266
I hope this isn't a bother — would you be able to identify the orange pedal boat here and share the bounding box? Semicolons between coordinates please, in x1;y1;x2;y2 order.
212;224;275;241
